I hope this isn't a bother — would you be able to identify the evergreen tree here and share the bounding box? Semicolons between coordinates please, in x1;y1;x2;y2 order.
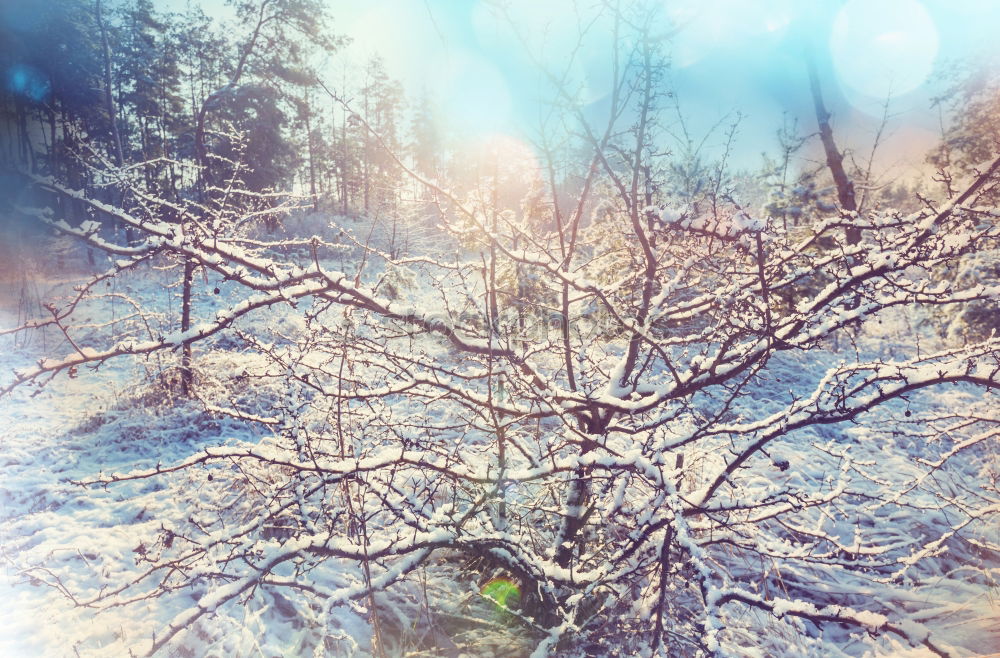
410;87;443;180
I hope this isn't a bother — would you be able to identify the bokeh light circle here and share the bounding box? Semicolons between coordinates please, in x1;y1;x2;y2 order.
7;65;50;103
830;0;939;99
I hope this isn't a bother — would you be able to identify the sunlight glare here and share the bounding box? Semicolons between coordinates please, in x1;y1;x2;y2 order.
347;2;444;86
460;133;541;182
472;0;612;105
472;0;582;55
437;54;513;137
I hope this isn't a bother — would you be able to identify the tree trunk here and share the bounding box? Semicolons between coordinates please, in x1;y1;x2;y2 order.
97;0;126;169
806;51;860;245
179;258;195;396
179;0;272;396
305;102;318;212
340;111;349;215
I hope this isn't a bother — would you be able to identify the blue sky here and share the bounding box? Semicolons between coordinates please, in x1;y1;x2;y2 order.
173;0;1000;175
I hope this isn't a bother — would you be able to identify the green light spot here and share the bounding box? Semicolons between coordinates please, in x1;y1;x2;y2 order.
480;577;521;610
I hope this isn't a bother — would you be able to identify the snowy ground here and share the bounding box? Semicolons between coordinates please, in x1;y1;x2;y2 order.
0;219;408;657
1;234;998;657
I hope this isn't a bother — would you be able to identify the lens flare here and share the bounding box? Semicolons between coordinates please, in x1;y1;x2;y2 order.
6;65;50;103
450;132;542;193
830;0;939;100
480;577;521;612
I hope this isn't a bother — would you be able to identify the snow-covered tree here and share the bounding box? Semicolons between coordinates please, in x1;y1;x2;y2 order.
3;3;999;657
